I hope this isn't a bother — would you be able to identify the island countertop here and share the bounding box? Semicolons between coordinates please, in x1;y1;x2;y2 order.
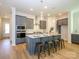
26;34;61;38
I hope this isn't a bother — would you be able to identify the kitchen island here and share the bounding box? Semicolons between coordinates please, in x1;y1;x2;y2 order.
26;34;61;55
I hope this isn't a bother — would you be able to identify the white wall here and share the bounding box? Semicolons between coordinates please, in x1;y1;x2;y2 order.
71;9;79;33
46;17;57;34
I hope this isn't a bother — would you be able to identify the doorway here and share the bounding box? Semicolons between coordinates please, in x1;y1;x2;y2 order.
2;18;10;39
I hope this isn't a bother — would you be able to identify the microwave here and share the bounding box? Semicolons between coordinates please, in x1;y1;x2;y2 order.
17;26;25;29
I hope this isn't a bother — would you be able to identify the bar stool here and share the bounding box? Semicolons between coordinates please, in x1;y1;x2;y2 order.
52;36;60;52
48;36;55;54
48;41;54;55
44;41;50;55
59;39;65;49
34;42;44;59
40;37;50;56
54;40;60;52
43;37;54;55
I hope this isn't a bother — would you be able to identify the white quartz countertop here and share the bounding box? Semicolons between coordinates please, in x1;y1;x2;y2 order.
26;34;61;38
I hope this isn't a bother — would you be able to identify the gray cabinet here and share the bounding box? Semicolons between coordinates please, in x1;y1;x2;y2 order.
16;38;26;45
71;34;79;44
16;15;26;26
16;15;34;44
57;18;68;25
16;15;34;29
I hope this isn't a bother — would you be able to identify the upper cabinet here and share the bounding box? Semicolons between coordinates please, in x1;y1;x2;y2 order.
16;15;26;25
57;18;68;25
16;15;34;29
62;18;68;25
39;20;46;29
26;18;34;29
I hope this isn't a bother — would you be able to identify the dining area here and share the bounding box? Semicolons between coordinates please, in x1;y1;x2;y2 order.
26;34;65;59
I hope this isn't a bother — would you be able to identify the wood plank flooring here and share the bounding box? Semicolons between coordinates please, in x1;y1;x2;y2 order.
0;39;79;59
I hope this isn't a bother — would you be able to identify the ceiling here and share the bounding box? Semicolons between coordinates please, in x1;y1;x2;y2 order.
0;0;79;17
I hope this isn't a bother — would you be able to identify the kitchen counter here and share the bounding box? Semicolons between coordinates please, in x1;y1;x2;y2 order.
71;33;79;34
26;34;61;38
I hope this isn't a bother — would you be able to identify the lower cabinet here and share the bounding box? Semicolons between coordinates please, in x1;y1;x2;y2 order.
16;38;25;45
71;34;79;44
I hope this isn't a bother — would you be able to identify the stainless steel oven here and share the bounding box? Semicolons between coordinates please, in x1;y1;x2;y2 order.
16;26;26;38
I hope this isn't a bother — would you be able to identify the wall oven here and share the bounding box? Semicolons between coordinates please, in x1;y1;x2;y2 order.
16;26;26;38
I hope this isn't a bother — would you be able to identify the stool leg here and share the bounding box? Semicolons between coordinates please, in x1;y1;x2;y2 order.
51;43;54;53
48;44;50;55
53;42;56;53
38;47;41;59
38;53;40;59
54;42;57;52
54;43;57;52
49;43;53;54
61;40;65;49
59;41;61;50
34;46;37;55
56;42;59;51
56;42;58;52
60;41;62;49
62;40;65;48
61;41;63;49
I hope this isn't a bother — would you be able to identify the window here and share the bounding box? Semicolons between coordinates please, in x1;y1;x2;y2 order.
5;23;10;34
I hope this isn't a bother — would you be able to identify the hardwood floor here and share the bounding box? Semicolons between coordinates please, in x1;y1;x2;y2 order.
0;39;79;59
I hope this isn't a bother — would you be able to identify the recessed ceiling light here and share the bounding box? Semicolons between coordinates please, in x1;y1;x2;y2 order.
44;6;48;9
30;8;34;11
